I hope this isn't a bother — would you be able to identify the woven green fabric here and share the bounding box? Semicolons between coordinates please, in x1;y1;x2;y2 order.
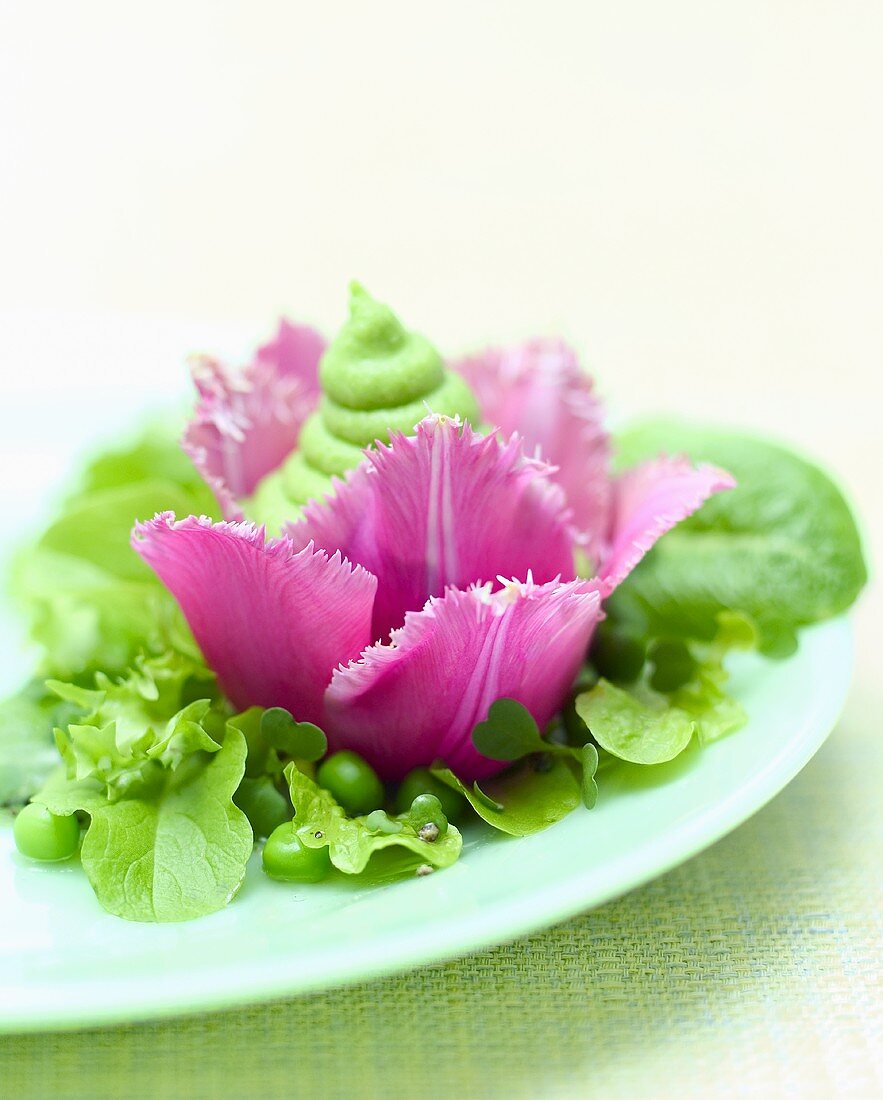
3;676;880;1099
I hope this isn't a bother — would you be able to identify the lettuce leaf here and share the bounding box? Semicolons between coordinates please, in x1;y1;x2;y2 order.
284;763;462;874
31;653;252;923
0;681;87;807
573;613;753;764
574;680;695;764
432;757;584;836
10;420;216;679
612;420;867;656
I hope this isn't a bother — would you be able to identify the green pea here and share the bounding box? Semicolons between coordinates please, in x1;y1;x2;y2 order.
316;751;384;815
394;767;467;822
649;639;697;692
233;777;290;839
589;622;647;683
406;793;448;838
262;822;332;882
13;803;80;862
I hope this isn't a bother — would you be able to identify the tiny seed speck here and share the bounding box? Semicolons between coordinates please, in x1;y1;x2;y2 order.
314;831;324;839
416;864;434;877
418;822;440;843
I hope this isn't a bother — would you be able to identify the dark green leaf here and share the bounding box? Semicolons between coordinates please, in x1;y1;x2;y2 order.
471;698;547;761
260;707;328;761
612;419;867;655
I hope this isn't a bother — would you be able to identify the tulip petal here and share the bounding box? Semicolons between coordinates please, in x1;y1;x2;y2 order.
132;513;376;724
286;416;578;642
183;319;325;519
453;340;611;561
599;456;736;594
325;578;603;781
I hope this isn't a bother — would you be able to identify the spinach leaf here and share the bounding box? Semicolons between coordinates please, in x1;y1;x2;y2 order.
612;419;867;655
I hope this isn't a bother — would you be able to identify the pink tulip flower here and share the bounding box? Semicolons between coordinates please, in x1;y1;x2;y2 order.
134;324;733;781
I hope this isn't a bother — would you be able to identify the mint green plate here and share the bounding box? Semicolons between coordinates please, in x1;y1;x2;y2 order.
0;617;852;1032
0;319;855;1030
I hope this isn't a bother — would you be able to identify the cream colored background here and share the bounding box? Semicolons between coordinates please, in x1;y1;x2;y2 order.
1;2;880;1095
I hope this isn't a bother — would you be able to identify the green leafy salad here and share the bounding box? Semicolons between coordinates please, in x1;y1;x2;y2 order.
0;293;867;923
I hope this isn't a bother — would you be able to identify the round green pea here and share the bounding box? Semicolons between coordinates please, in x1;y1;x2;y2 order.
589;622;647;684
233;777;290;839
394;767;467;823
649;639;697;692
13;803;80;862
262;822;332;882
316;751;384;815
406;793;448;838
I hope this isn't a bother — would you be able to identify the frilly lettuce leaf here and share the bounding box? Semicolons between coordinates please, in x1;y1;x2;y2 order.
284;763;462;874
611;419;867;656
31;652;252;922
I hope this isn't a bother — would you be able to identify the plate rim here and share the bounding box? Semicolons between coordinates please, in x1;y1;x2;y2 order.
0;616;854;1033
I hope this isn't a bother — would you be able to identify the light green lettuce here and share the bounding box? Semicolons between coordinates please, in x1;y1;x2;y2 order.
32;653;252;923
432;756;587;837
573;614;755;764
2;420;217;805
0;682;87;807
284;763;462;873
11;419;217;680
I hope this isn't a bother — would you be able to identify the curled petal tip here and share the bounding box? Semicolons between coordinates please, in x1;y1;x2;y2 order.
599;455;736;595
182;319;325;518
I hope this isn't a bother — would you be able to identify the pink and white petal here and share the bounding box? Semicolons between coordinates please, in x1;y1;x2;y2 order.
183;319;325;519
132;513;376;725
256;318;326;383
286;415;578;643
453;340;612;561
324;578;603;782
598;456;736;595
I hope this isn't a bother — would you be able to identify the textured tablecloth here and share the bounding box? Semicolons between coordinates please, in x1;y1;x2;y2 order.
2;634;879;1100
2;3;881;1089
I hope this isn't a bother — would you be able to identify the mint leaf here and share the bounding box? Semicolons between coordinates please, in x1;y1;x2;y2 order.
260;707;327;761
284;763;461;874
612;419;867;656
431;758;582;836
575;679;695;764
471;698;549;761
